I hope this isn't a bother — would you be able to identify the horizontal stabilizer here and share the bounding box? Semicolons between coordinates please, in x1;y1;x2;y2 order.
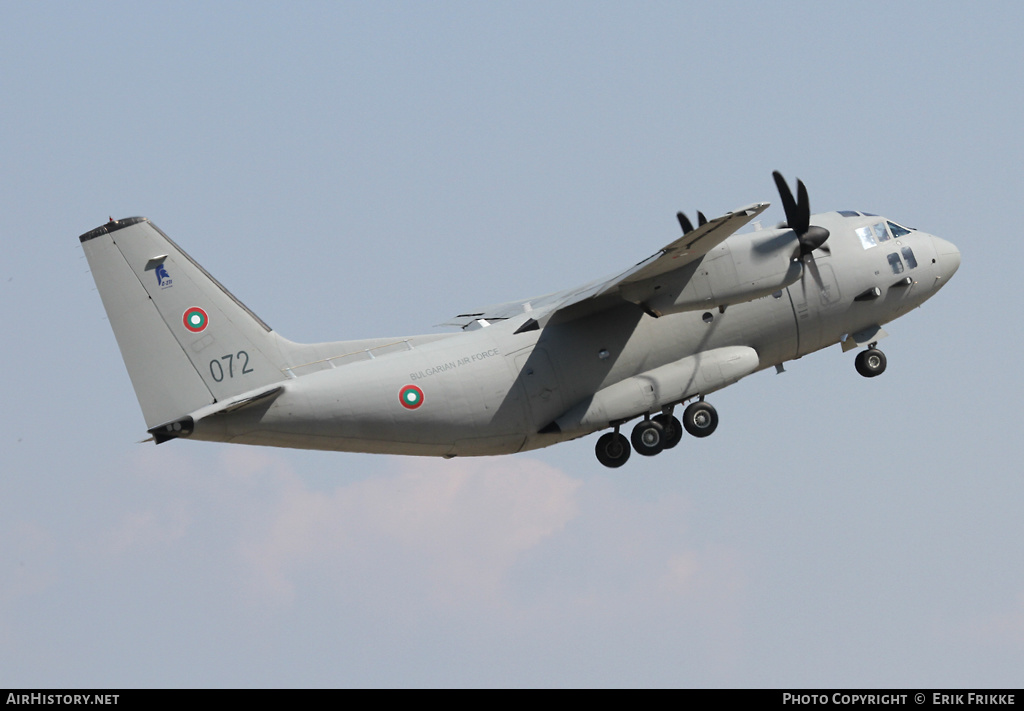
145;384;285;444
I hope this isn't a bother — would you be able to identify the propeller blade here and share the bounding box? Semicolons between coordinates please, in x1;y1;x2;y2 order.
794;179;810;235
677;211;694;235
804;252;825;290
772;171;798;229
697;211;707;227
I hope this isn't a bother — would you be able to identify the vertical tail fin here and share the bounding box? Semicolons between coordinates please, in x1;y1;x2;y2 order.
81;217;289;429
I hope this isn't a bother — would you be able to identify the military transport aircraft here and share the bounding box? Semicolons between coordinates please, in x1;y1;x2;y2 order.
81;172;960;467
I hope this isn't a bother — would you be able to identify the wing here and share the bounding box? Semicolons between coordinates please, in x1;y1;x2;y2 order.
440;202;769;329
596;202;768;294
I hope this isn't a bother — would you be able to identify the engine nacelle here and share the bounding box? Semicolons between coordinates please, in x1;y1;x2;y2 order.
623;229;802;316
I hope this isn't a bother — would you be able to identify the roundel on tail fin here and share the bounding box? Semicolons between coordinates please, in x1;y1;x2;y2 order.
183;307;209;333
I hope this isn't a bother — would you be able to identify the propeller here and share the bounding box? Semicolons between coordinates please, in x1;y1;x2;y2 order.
676;210;708;236
771;171;832;296
772;171;830;260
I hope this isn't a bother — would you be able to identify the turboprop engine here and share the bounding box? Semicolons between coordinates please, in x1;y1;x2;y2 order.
624;171;830;317
623;229;804;317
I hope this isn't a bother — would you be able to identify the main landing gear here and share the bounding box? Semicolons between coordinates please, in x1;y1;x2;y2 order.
681;401;718;437
595;430;631;468
855;346;887;378
594;400;718;468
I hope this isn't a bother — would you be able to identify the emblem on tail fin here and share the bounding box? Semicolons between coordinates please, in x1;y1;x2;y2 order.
183;307;209;333
155;263;173;289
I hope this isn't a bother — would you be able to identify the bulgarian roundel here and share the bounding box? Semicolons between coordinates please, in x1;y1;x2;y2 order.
399;384;424;410
183;307;209;333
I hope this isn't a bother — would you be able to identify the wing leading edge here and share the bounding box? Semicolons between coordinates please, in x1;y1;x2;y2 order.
440;201;769;329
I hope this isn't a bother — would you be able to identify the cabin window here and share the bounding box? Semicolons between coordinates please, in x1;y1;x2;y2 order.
887;252;905;274
902;246;918;269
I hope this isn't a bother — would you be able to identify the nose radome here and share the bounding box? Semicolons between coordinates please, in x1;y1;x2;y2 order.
933;236;961;280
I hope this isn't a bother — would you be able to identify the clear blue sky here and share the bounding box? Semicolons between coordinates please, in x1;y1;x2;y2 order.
2;0;1021;687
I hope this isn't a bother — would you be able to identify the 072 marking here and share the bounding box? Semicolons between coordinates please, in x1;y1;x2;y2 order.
209;351;253;382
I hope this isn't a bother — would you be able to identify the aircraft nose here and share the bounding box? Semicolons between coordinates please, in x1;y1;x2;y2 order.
932;236;961;281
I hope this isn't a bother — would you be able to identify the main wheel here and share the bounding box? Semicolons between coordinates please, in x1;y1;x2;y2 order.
653;414;683;450
631;419;666;456
855;348;887;377
595;432;631;468
682;401;718;438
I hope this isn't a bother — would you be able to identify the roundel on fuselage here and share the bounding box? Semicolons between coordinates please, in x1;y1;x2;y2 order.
399;384;424;410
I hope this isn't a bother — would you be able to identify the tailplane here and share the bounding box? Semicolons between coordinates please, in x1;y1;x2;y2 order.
80;217;290;431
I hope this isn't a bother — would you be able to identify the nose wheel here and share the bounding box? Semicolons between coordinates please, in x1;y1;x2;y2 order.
855;348;887;377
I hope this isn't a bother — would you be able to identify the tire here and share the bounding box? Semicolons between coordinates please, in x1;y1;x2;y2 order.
855;348;887;378
631;419;666;456
682;401;718;438
653;414;683;450
595;432;631;468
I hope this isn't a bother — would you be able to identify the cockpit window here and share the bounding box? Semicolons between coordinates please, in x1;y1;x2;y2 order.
856;222;892;249
887;252;905;274
838;210;860;217
856;226;877;249
888;221;911;238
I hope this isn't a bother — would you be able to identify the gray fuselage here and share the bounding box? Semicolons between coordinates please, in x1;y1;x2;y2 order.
189;211;960;456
